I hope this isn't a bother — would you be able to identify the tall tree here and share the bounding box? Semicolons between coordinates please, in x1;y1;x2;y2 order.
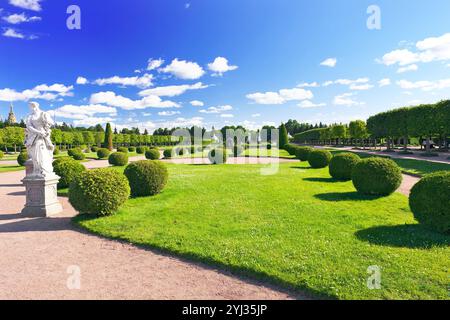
279;123;289;149
104;123;113;151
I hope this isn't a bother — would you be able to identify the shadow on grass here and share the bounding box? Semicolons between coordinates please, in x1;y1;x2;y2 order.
303;177;340;183
355;224;450;249
314;191;383;202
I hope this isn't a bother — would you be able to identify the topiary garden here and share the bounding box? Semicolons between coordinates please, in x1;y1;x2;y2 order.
295;146;313;161
145;148;160;160
124;160;168;197
308;149;332;168
329;152;361;181
96;148;111;159
108;152;129;166
53;158;86;188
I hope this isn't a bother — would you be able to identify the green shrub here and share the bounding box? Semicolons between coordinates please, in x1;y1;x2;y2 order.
128;147;136;152
108;152;129;166
295;146;313;161
329;153;361;181
308;150;332;168
163;148;172;158
124;160;168;197
67;148;81;157
208;148;227;164
284;144;296;155
69;168;130;216
0;150;4;160
71;150;85;160
91;146;98;152
53;147;60;156
54;158;86;188
352;157;402;196
409;171;450;233
117;147;128;153
136;146;147;154
17;151;28;166
145;148;160;160
96;148;111;159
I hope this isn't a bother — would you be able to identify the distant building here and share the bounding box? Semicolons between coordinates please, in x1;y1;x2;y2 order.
7;103;17;125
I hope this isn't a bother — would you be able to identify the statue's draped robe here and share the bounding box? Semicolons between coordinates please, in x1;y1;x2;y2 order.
25;112;54;176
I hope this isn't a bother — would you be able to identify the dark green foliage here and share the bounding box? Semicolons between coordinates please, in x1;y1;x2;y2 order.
53;147;60;156
308;150;332;168
91;146;98;152
71;149;85;160
352;157;402;196
266;144;272;150
279;123;289;149
0;150;4;160
54;158;86;188
117;147;128;153
329;153;361;181
145;148;160;160
295;146;313;161
284;144;296;155
293;128;327;143
208;148;227;164
136;146;147;154
69;168;130;216
163;148;172;158
17;151;28;166
104;123;113;151
128;147;136;152
124;160;168;197
108;152;129;166
409;171;450;233
67;148;82;157
96;148;111;159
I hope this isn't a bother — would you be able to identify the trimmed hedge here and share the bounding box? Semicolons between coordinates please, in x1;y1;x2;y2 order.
128;147;136;152
295;146;313;161
352;157;402;196
69;168;130;216
329;153;361;181
136;146;147;154
108;152;129;166
208;148;227;164
71;150;85;161
163;148;173;158
117;147;128;153
284;144;296;156
145;148;160;160
54;158;86;188
17;151;28;166
409;171;450;233
91;146;98;152
308;149;332;168
97;148;111;159
67;148;82;157
124;160;168;197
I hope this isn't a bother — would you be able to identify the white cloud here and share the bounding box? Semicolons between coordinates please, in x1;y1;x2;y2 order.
190;100;204;107
199;105;233;114
397;64;418;73
320;58;337;68
333;93;364;107
297;82;319;88
380;33;450;67
397;78;450;91
298;100;326;108
90;91;180;110
220;114;234;118
0;83;73;101
52;104;117;120
93;74;153;88
76;76;88;85
158;111;180;116
147;58;164;71
207;57;238;76
139;82;208;97
251;113;261;118
378;78;391;87
160;58;205;80
2;28;25;38
2;13;41;24
9;0;42;11
246;87;313;105
73;117;116;127
349;83;374;91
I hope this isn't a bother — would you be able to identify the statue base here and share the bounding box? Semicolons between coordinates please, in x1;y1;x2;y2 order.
21;160;63;218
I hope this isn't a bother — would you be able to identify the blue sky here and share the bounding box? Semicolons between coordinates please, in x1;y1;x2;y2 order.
1;0;449;131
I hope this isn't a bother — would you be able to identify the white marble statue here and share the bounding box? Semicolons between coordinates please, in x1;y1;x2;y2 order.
24;102;55;177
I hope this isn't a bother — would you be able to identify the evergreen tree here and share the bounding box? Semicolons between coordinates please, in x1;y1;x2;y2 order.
104;123;113;151
279;123;289;149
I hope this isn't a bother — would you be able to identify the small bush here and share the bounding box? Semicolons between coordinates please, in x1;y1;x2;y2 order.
91;146;98;152
284;144;296;155
0;150;4;160
108;152;129;166
329;153;361;181
117;147;128;153
96;148;111;159
128;147;136;152
352;157;402;196
54;158;86;188
163;148;172;158
71;150;85;161
17;151;28;166
68;148;82;157
53;147;60;156
69;168;130;216
136;146;147;154
308;150;332;168
53;157;72;167
295;146;313;161
145;148;160;160
409;171;450;233
208;148;228;164
124;160;168;197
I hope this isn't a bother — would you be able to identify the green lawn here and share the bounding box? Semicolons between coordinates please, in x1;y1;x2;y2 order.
0;165;24;173
74;162;449;300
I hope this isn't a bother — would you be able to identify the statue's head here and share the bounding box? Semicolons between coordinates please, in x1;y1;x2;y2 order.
29;101;40;112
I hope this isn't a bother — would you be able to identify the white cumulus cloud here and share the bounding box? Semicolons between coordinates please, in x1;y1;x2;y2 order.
199;105;233;114
89;91;179;110
147;58;164;70
3;13;41;24
139;82;208;97
93;74;153;88
9;0;42;11
76;76;88;85
190;100;204;107
160;58;205;80
246;87;313;105
320;58;337;68
298;100;326;108
207;57;238;76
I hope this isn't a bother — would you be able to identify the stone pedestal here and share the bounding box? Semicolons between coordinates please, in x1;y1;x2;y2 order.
21;160;63;218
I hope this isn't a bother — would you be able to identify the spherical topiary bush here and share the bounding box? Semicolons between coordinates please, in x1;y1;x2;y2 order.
163;148;172;158
17;151;28;166
145;148;160;160
96;148;111;159
69;168;130;216
208;148;227;164
295;146;313;161
124;160;168;197
108;152;129;166
409;171;450;233
117;147;128;153
128;147;136;152
91;146;98;152
0;150;4;160
352;157;402;196
329;153;361;181
71;150;86;161
68;148;82;157
308;150;332;168
54;158;86;188
136;146;147;154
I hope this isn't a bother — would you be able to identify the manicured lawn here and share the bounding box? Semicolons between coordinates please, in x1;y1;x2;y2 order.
0;165;24;173
74;162;449;299
242;148;295;158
